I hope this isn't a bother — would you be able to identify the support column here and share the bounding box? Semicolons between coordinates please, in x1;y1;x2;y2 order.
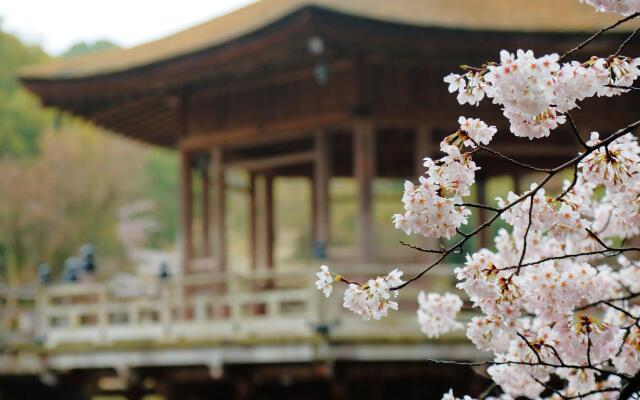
415;124;430;177
512;172;525;194
180;150;193;274
211;147;226;271
201;166;210;257
354;119;375;263
249;173;258;270
313;131;330;259
264;173;275;270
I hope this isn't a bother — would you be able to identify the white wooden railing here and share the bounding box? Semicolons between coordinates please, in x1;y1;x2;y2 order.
0;263;462;349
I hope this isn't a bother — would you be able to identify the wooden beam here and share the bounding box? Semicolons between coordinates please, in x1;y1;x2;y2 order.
226;150;316;171
180;151;193;274
211;148;226;271
313;131;330;259
354;119;375;263
178;111;350;151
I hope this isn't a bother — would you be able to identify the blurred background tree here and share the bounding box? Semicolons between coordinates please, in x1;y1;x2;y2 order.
0;24;179;284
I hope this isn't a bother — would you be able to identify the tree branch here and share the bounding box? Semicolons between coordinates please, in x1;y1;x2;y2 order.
559;12;640;62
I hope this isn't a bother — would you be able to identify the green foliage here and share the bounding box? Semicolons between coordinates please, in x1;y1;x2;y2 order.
0;88;48;157
0;29;49;157
0;29;47;93
61;40;119;58
0;27;180;282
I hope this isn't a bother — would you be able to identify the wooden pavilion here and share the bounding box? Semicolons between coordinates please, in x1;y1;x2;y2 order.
20;0;640;273
10;0;640;398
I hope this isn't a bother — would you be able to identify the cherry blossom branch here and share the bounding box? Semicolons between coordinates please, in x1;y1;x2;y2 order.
426;358;628;378
459;202;501;213
516;331;543;363
607;84;640;90
471;139;552;173
565;112;589;150
555;163;579;202
395;118;640;291
619;370;640;399
610;24;640;59
578;291;640;312
399;240;445;254
559;12;640;62
516;196;536;272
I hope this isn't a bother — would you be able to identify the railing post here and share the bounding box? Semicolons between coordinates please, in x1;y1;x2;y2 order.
194;297;206;322
229;272;242;329
98;286;108;343
128;303;139;326
35;286;49;343
160;281;172;337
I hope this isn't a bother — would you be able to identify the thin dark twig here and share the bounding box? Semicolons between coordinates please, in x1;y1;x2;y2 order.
424;358;627;378
545;344;566;366
587;333;593;368
399;240;445;254
555;163;579;202
559;12;640;61
610;25;640;59
517;331;542;364
586;228;610;249
603;301;640;323
606;84;640;91
578;292;640;311
498;247;626;271
516;196;536;272
533;376;567;399
459;202;501;212
565;112;589;149
473;140;552;173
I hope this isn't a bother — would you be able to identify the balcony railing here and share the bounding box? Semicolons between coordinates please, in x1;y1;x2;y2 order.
0;263;466;349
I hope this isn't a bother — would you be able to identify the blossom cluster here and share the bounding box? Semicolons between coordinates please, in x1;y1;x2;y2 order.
315;264;333;297
435;133;640;398
581;0;640;15
445;50;640;139
393;119;488;239
435;53;640;399
416;292;464;338
316;266;405;321
395;119;640;399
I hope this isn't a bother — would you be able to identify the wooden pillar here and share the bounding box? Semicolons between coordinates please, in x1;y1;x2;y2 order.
264;173;275;270
354;119;375;263
249;173;258;270
313;131;330;259
513;173;525;193
180;150;193;274
211;147;226;271
415;124;430;176
201;166;210;257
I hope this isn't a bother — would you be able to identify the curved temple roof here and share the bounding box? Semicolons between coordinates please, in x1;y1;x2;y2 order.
20;0;635;81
